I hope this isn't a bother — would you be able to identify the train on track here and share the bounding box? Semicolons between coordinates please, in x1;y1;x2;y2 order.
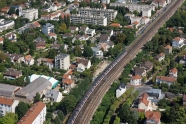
68;50;128;124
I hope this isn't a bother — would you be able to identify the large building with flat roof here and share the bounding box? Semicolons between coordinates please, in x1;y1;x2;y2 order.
15;77;52;103
0;83;21;97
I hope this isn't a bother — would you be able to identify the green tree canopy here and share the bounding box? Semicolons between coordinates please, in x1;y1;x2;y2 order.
15;102;29;119
83;46;93;57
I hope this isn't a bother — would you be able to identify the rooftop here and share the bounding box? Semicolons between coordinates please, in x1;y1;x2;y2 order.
0;83;21;97
0;97;15;105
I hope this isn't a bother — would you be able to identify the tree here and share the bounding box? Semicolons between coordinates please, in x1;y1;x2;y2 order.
59;23;67;32
8;7;15;15
34;92;41;102
158;98;170;108
115;33;126;44
57;110;65;121
0;64;5;72
0;53;7;62
61;95;77;114
114;116;120;124
83;46;93;57
53;116;61;124
0;113;18;124
74;46;82;57
47;49;57;59
133;10;139;16
79;2;87;7
15;102;29;119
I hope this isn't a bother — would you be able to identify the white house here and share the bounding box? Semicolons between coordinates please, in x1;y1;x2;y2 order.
91;47;104;58
43;89;63;103
50;4;58;12
155;53;165;62
138;93;157;112
130;75;142;86
85;29;96;37
76;58;91;72
69;26;79;33
116;83;126;98
124;13;134;20
130;17;142;24
17;102;46;124
156;76;176;87
172;37;184;48
169;68;178;77
142;8;151;17
0;97;19;116
141;17;150;25
23;55;34;65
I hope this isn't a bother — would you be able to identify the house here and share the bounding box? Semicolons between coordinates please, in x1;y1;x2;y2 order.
98;42;110;51
141;61;153;72
85;29;96;37
133;67;146;77
69;26;79;33
23;55;34;65
164;45;172;54
55;54;70;70
155;53;165;62
10;5;22;16
0;37;4;44
37;58;54;70
156;76;176;87
9;54;24;63
124;13;134;20
43;89;63;103
79;26;89;33
54;1;62;9
169;68;178;77
99;34;110;42
116;83;126;98
146;89;163;100
5;33;17;42
62;73;74;91
50;44;61;50
49;4;58;12
36;41;46;49
130;75;142;86
26;21;41;29
138;93;157;111
17;102;46;124
0;97;19;116
152;0;167;7
41;11;61;21
4;69;22;80
172;37;184;48
132;21;140;29
183;94;186;106
48;32;57;40
62;33;73;39
61;12;70;19
145;111;161;124
110;23;121;28
102;4;107;9
22;9;38;21
76;58;91;72
141;17;150;25
91;47;103;58
1;7;10;13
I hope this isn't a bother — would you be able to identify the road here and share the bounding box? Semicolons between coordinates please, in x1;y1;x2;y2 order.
67;0;184;124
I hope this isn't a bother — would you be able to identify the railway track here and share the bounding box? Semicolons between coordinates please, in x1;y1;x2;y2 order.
68;0;184;124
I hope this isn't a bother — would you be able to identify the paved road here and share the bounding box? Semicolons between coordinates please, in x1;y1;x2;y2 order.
67;0;184;124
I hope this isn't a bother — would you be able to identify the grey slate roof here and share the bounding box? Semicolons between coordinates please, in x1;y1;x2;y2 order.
0;83;21;97
15;77;52;101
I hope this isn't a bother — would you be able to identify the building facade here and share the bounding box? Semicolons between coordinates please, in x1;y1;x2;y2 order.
0;19;15;32
18;102;46;124
55;54;70;70
0;97;19;116
42;23;55;35
70;14;107;26
22;9;38;21
78;7;117;21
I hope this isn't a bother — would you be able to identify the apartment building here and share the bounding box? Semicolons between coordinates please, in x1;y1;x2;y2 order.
70;14;107;26
110;3;155;17
22;9;38;21
55;54;70;70
0;97;19;116
18;102;46;124
0;19;15;32
42;23;55;35
78;7;117;21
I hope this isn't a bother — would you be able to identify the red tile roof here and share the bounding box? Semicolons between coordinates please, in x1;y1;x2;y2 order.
170;68;178;74
133;21;139;25
18;102;46;124
164;45;172;49
145;111;161;123
139;93;149;106
156;76;176;83
25;55;32;61
110;23;120;27
1;7;10;13
0;97;14;105
132;75;142;80
32;21;40;27
48;33;57;36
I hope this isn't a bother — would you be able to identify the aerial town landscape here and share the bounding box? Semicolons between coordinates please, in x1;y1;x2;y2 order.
0;0;186;124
